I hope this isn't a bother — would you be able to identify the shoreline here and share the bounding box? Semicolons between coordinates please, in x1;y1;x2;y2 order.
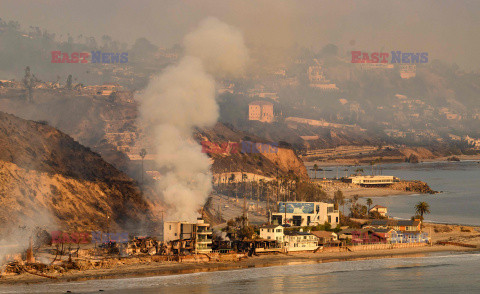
304;154;480;167
0;245;477;286
2;222;479;286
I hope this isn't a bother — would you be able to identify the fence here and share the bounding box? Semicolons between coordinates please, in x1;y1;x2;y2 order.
346;242;428;252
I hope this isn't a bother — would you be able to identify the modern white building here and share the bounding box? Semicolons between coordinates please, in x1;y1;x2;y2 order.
271;202;340;227
259;225;284;243
163;219;213;254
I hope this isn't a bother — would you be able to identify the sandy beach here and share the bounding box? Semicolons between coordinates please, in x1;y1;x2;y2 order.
1;223;478;285
1;245;477;285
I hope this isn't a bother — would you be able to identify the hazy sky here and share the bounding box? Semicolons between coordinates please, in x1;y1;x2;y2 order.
1;0;479;70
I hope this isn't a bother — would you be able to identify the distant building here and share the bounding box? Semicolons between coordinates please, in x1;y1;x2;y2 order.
259;224;284;243
248;101;274;123
163;219;213;253
345;175;398;186
399;64;416;79
340;228;429;244
369;205;388;217
363;219;421;232
271;201;339;227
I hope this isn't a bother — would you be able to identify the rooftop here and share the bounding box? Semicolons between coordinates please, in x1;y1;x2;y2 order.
260;224;283;229
249;100;273;106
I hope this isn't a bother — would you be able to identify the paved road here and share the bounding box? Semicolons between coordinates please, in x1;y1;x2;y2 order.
210;193;269;225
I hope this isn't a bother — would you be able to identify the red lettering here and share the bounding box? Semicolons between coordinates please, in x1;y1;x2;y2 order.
380;52;389;63
51;231;61;244
61;53;71;63
70;232;79;243
61;232;71;243
51;51;61;63
79;232;89;244
371;52;379;63
201;141;215;153
229;142;240;154
71;52;79;63
361;52;371;63
79;52;89;63
220;142;230;153
351;51;361;63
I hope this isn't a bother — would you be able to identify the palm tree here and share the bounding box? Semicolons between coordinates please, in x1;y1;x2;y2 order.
370;161;375;176
353;194;359;205
313;164;319;179
415;202;431;228
366;198;373;212
334;190;344;212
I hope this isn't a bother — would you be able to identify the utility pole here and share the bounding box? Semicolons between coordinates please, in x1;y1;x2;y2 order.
276;168;279;209
139;148;147;186
257;180;260;212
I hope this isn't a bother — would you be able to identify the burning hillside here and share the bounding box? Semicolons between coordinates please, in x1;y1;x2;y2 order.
0;111;154;237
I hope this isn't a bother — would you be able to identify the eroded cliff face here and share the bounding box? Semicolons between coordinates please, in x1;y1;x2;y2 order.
261;147;309;179
197;123;308;180
0;112;152;233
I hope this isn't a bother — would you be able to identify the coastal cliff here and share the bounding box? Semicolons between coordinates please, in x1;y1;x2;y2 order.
391;180;437;194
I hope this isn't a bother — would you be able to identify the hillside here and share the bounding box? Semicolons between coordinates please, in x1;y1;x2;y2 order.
0;112;153;234
195;123;309;180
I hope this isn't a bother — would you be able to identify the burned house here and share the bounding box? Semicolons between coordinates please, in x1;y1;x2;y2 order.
163;219;213;254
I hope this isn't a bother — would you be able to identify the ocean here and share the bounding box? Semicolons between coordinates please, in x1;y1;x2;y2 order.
309;160;480;226
1;252;479;293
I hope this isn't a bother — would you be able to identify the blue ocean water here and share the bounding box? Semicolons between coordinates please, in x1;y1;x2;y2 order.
1;252;479;293
309;161;480;225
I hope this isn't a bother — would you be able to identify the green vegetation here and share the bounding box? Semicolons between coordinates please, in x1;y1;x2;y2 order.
415;201;431;228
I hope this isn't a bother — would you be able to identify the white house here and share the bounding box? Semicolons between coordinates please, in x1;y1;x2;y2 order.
283;231;319;252
259;225;284;243
369;205;388;217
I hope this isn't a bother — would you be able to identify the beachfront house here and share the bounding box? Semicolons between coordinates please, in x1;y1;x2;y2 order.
271;201;339;227
364;219;421;232
391;231;430;244
351;229;388;244
311;231;338;245
163;219;213;254
283;231;319;252
259;225;284;243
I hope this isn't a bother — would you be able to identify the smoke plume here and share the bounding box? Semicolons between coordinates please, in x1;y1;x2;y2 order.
138;18;248;221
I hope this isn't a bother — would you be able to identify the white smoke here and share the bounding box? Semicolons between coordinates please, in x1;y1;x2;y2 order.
138;18;248;221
